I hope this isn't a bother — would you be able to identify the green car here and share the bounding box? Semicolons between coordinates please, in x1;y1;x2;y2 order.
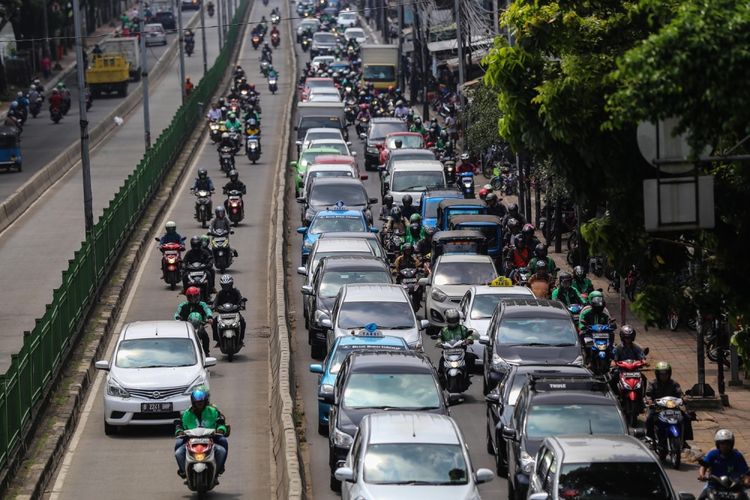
290;147;341;194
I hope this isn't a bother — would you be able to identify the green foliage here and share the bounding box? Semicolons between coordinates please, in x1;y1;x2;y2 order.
730;328;750;376
464;81;503;155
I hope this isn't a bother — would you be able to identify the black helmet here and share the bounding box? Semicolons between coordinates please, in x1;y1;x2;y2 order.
198;168;208;179
390;206;402;218
445;308;460;326
559;271;572;287
394;139;403;148
229;170;239;181
190;236;202;250
508;202;519;215
485;192;498;205
573;265;586;280
383;194;394;206
619;324;636;342
402;243;414;256
534;243;548;259
521;223;535;238
507;218;520;232
402;194;413;207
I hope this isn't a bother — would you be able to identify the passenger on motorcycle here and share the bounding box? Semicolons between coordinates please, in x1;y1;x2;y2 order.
572;265;594;296
502;217;521;249
415;226;437;260
392;244;423;276
698;429;750;498
384;206;407;234
528;243;556;274
356;103;370;121
436;130;450;151
183;236;216;292
528;260;553;298
578;290;611;331
223;170;247;196
485;192;506;218
394;100;409;119
612;325;646;362
551;272;583;306
175;387;229;478
192;168;215;192
159;221;184;245
410;117;426;135
400;194;419;220
174;286;213;354
510;224;539;269
502;202;526;228
437;309;475;371
379;194;395;220
212;274;246;344
646;361;694;443
404;214;426;247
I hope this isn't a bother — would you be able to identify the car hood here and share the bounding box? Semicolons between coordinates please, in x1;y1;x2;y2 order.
498;344;581;365
359;484;478;499
339;405;445;435
433;284;474;299
111;365;203;389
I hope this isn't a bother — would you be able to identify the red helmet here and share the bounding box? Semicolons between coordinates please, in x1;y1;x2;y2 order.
185;286;201;298
358;103;369;110
478;188;490;200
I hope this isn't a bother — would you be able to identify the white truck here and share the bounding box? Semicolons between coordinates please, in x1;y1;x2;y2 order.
360;44;398;91
99;37;141;81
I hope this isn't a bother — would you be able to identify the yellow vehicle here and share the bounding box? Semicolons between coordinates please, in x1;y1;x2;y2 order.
86;54;130;97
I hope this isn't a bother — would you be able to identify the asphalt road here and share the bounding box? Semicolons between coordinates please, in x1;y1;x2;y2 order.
284;20;704;500
42;0;290;497
0;10;223;371
0;10;200;202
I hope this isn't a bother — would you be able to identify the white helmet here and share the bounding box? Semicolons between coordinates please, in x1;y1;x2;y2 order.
714;429;735;449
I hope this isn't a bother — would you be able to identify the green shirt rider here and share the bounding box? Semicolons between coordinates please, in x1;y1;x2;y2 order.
578;290;612;331
437;308;476;372
404;213;426;247
572;265;594;296
551;272;584;306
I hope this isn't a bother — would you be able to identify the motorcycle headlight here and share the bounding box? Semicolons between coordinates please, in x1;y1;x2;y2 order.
520;451;535;474
184;375;208;395
431;289;448;302
449;361;461;368
106;378;130;398
597;343;608;351
333;427;353;447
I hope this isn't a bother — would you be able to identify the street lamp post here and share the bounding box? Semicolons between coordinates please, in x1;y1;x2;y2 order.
176;0;186;102
139;0;152;148
200;2;208;74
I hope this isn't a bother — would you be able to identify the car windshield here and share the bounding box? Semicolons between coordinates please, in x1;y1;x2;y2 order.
364;443;468;485
115;338;197;368
307;131;341;142
337;301;415;329
314;33;336;43
364;65;396;82
309;216;365;235
471;293;529;319
306;80;336;89
343;373;440;409
339;12;356;19
433;261;496;286
306;171;353;187
347;29;364;38
558;461;671;499
312;250;371;273
312;142;348;154
386;135;423;149
391;171;445;192
301;150;338;166
371;122;408;141
319;270;390;298
328;343;406;374
525;404;626;439
309;184;367;206
496;317;577;345
422;198;446;218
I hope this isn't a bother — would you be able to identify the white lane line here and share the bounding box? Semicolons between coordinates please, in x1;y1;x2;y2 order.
47;138;210;499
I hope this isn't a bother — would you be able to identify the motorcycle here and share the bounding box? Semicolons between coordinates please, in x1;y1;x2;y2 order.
614;356;647;427
397;268;423;312
271;13;280;25
251;35;261;50
227;131;242;155
50;106;63;124
301;36;311;52
345;105;356;126
568;303;583;330
268;76;278;94
271;32;280;48
219;146;235;175
224;190;244;225
155;240;185;290
438;337;475;396
210;228;236;272
215;301;246;361
382;231;404;263
185;37;195;57
183;261;212;302
246;135;261;164
178;427;221;493
699;475;750;500
459;172;475;198
443;160;457;186
259;60;271;77
30;97;42;118
355;116;369;137
192;189;213;228
583;324;614;375
651;396;685;469
510;266;532;286
209;120;222;143
207;2;214;17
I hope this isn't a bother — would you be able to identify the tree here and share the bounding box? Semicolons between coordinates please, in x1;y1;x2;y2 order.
464;80;503;155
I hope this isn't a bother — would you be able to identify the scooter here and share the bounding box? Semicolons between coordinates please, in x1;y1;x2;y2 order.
30;97;42;118
268;75;278;94
185;38;195;57
270;13;280;25
209;228;236;272
397;267;423;312
459;172;475;198
155;239;185;290
224;190;244;225
437;337;475;397
178;427;221;493
192;188;213;228
246;135;261;164
209;120;222;143
182;261;212;302
699;475;750;500
651;396;685;470
215;301;246;361
271;32;280;48
251;35;261;50
50;106;63;124
583;324;614;375
206;2;214;17
218;146;235;175
614;356;647;427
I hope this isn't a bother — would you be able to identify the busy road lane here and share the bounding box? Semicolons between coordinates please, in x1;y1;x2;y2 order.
42;0;291;496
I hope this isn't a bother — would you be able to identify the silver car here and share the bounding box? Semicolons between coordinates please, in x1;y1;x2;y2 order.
384;160;446;206
336;412;494;499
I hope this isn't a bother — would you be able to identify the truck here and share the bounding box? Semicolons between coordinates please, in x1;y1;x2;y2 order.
360;44;398;91
85;54;130;97
99;37;141;81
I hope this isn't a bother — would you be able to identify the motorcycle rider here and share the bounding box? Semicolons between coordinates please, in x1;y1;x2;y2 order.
183;236;216;293
572;265;594;296
379;194;394;221
612;324;646;362
209;206;234;237
159;221;184;245
392;244;424;277
502;218;521;249
415;226;437;260
394;100;409;120
224;112;242;134
502;202;526;229
551;272;583;306
528;243;556;274
646;361;694;444
207;102;222;121
404;213;425;247
578;290;611;331
217;133;235;155
437;308;475;373
212;274;246;345
192;169;215;197
410;116;426;135
698;429;750;498
174;386;228;478
223;170;246;197
385;206;407;235
48;88;64;113
233;64;245;80
261;42;273;62
485;192;506;218
6;102;24;129
174;286;213;354
400;194;419;220
184;29;195;52
509;224;539;270
528;260;553;298
270;24;279;38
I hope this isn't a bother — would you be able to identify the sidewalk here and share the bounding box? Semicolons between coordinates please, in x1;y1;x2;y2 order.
547;247;750;460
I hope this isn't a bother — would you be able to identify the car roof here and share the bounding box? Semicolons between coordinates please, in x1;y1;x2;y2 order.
306;77;334;83
313;154;356;164
309;138;347;145
348;350;433;373
342;284;408;302
511;364;592;377
305;128;343;135
386;131;423;138
307;164;354;172
500;298;570;317
309;88;341;94
320;231;378;241
436;254;495;264
527;391;617;405
548;435;656;463
365;413;460;445
391;160;444;171
122;321;190;340
471;285;535;297
314;209;364;218
315;238;371;252
371;117;405;123
321;255;389;271
345;27;364;32
309;177;364;187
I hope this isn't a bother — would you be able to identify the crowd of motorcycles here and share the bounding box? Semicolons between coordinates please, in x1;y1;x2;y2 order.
5;79;89;134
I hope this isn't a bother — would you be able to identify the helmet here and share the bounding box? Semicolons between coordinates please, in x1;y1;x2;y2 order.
507;218;520;232
402;194;413;207
589;290;604;308
409;213;422;224
190;385;209;406
508;202;519;215
221;132;230;140
229;170;239;181
521;223;535;238
573;265;586;279
445;308;460;326
654;361;672;379
402;243;413;256
10;102;17;109
57;82;65;89
396;100;404;107
215;206;226;218
619;324;636;342
535;260;547;273
219;274;234;289
249;83;256;90
186;286;201;300
200;234;210;248
414;117;422;124
439;130;447;138
485;192;498;205
390;206;402;218
394;139;402;148
460;152;470;160
187;311;203;329
165;221;177;233
228;112;236;119
478;188;490;200
534;243;548;259
52;89;59;95
383;194;393;206
190;236;202;249
715;429;735;449
558;271;572;287
198;168;208;179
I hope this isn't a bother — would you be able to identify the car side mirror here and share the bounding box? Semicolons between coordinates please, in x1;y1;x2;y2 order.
296;226;307;234
351;151;357;157
630;428;646;438
501;426;518;442
370;227;379;233
309;363;324;374
95;360;110;371
301;285;314;295
320;317;332;329
479;335;490;346
289;161;297;169
368;197;378;204
528;494;550;500
297;266;308;276
204;357;217;367
296;197;305;204
346;141;352;146
485;392;501;405
475;468;494;485
318;390;335;404
334;466;354;483
295;140;302;146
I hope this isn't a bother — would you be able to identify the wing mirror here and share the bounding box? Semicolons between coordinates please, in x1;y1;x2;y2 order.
95;360;110;371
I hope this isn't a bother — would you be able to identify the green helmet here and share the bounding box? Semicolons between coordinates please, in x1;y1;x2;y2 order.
588;290;604;307
200;234;210;248
654;361;672;379
187;312;204;327
409;213;422;223
57;82;65;89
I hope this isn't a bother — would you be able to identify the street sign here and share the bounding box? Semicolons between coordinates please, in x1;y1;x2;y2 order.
637;118;712;174
643;176;715;231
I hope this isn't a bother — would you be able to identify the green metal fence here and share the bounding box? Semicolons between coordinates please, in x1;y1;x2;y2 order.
0;0;249;472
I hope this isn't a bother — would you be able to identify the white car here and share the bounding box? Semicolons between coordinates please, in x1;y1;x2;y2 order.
336;412;494;499
336;10;359;28
307;138;354;157
301;163;362;199
298;127;345;152
144;23;167;46
459;285;535;366
308;87;343;104
311;55;336;70
95;321;216;434
383;159;446;206
344;27;367;44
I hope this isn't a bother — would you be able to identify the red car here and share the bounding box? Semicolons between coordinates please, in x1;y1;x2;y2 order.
378;132;425;166
311;154;362;178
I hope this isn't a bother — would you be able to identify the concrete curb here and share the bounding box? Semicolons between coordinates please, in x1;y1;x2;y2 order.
0;12;200;235
267;0;304;497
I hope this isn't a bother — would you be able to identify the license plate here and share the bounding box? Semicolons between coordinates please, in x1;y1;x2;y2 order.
592;333;610;339
402;278;417;284
444;349;464;356
623;372;641;378
141;402;173;413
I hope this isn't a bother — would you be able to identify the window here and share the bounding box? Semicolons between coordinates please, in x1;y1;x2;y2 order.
558;461;671;499
370;123;408;141
543;457;557;493
337;301;415;330
433;261;497;286
391;171;445;192
470;294;523;319
329;344;406;374
343;373;441;409
363;65;396;82
537;447;553;481
318;271;390;299
309;185;367;206
363;443;468;485
115;338;197;368
524;404;626;439
496;318;577;345
309;216;366;235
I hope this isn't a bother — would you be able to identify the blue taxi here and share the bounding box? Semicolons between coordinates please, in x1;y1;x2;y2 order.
308;326;408;436
297;202;377;264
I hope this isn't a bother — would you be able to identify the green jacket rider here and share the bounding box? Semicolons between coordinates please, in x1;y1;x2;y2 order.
578;290;611;331
551;272;583;306
572;265;594;295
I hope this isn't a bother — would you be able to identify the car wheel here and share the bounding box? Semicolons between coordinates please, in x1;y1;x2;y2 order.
104;420;118;436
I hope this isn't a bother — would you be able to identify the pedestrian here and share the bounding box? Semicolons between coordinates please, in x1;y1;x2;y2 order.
184;77;194;96
41;54;51;79
120;12;129;28
82;49;88;69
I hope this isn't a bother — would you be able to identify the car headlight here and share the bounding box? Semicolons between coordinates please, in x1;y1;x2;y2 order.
572;354;584;366
521;450;536;474
184;375;208;395
320;384;334;395
333;427;354;447
106;378;130;398
431;289;448;302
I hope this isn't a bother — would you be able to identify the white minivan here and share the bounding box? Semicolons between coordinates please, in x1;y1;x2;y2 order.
383;160;446;206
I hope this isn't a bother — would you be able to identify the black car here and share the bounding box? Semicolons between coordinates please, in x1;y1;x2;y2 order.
322;350;453;491
500;372;629;500
295;114;348;142
298;177;377;226
484;364;593;477
153;11;176;30
480;298;583;394
362;117;408;170
302;255;392;352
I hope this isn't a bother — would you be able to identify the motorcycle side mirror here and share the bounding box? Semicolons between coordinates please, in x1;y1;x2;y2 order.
296;197;305;204
369;197;378;204
629;428;646;438
309;363;324;374
350;151;357;157
346;141;352;146
678;494;696;500
447;393;463;406
359;133;366;139
301;285;314;295
295;140;302;146
643;347;650;356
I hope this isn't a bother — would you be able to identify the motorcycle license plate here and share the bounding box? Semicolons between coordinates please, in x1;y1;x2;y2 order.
141;402;173;413
402;278;417;284
623;372;641;378
444;349;464;356
592;333;610;340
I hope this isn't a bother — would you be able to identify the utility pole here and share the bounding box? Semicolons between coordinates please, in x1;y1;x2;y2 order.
43;0;51;58
176;0;186;103
200;2;208;74
397;0;404;91
381;0;389;44
217;0;223;49
454;0;466;147
139;0;151;148
421;6;430;121
492;0;499;35
72;0;94;237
